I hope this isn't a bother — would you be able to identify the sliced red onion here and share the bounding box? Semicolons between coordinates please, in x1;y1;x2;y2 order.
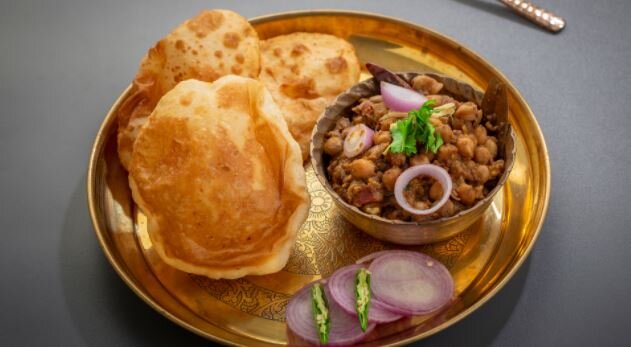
328;264;403;324
394;164;452;216
287;282;375;346
343;124;374;158
380;81;428;112
368;251;454;316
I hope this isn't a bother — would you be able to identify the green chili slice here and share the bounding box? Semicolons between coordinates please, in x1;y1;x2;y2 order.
355;268;371;331
311;283;330;344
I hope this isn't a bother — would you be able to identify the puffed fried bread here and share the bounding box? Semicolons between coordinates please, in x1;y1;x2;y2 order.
117;9;260;169
259;32;361;160
129;76;310;279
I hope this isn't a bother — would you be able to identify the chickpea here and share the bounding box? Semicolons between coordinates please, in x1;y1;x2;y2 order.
485;138;498;158
429;181;444;201
362;204;381;215
373;102;388;117
473;164;490;183
429;117;443;128
336;117;351;130
350;158;376;179
456;136;475;159
379;118;396;131
456;183;476;206
364;143;388;161
450;161;466;180
371;189;384;203
373;131;392;145
427;95;442;106
489;160;505;178
463;160;477;181
341;160;351;171
412;75;444;94
343;174;354;185
416;148;435;162
327;129;341;138
403;190;416;205
387;152;407;166
437;143;458;162
438;200;455;217
436;124;453;143
382;167;402;191
462;121;476;133
407;177;425;197
367;176;382;188
474;146;492;164
323;136;343;156
469;133;479;145
330;164;346;184
346;180;363;201
426;95;446;106
454;102;478;121
413;200;430;210
451;117;465;130
474;125;487;145
474;185;485;199
410;154;430;166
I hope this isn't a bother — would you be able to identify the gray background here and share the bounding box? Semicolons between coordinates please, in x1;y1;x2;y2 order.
1;0;630;346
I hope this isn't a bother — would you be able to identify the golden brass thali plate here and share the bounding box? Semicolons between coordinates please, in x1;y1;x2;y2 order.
87;10;550;346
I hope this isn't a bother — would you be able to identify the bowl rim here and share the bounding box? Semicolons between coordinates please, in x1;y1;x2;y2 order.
310;72;517;227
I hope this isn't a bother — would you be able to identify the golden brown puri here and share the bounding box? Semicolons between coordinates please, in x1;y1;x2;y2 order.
129;77;310;279
117;9;260;170
259;32;361;161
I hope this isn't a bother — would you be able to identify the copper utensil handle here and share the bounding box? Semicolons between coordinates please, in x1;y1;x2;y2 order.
500;0;566;32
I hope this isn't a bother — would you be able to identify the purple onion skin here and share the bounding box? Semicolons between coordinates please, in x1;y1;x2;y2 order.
368;252;454;316
380;81;428;113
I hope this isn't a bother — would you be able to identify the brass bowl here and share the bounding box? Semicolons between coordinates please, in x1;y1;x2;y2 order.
311;72;516;245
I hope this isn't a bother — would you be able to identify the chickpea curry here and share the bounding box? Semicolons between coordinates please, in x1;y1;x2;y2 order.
323;74;506;222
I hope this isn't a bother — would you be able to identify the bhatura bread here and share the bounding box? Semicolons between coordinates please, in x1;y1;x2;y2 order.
258;32;361;160
129;76;309;279
117;9;260;170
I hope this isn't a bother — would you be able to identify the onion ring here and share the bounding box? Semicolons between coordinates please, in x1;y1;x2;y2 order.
394;164;452;216
343;124;374;158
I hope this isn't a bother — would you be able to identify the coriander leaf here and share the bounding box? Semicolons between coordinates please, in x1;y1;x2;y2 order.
388;117;417;156
388;100;444;155
430;133;444;153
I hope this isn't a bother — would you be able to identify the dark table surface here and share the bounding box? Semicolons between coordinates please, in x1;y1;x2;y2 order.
2;0;630;346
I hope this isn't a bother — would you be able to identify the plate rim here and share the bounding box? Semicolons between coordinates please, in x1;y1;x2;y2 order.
87;9;551;346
